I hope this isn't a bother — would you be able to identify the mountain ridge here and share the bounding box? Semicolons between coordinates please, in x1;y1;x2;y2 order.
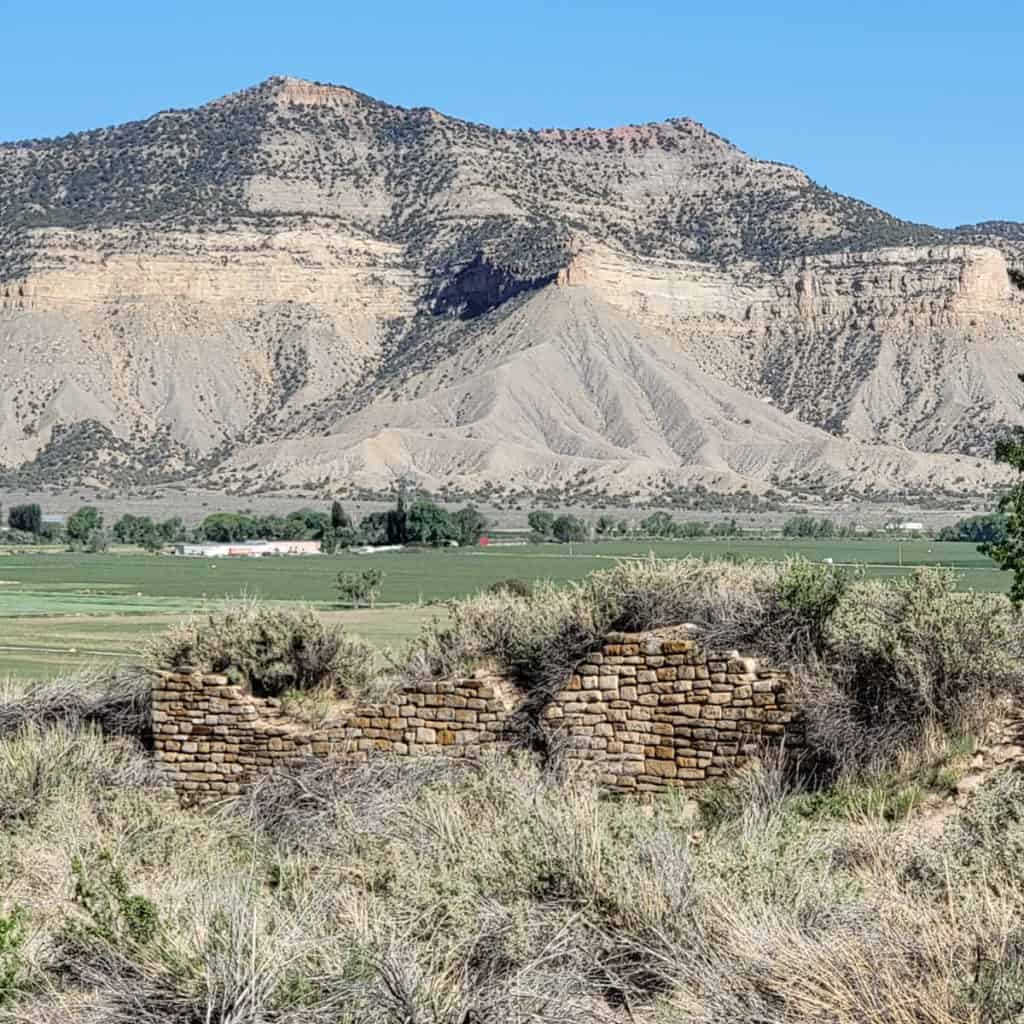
1;76;1022;499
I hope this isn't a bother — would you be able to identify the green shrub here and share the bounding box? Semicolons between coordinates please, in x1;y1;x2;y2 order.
487;578;533;598
800;568;1024;775
1;528;39;545
907;765;1024;888
336;569;383;608
69;850;162;949
147;600;379;698
0;905;27;1008
774;558;851;657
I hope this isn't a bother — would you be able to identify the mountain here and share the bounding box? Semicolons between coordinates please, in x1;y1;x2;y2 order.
1;75;1022;500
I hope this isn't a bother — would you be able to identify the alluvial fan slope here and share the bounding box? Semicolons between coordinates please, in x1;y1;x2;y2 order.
1;75;1022;495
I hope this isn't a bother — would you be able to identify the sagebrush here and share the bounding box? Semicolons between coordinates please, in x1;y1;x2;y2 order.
145;599;382;699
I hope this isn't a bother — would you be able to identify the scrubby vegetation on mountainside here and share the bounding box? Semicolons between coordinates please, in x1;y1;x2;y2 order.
0;74;984;281
2;558;1024;1021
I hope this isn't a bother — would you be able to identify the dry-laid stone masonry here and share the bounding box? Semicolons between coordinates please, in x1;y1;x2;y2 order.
152;628;801;800
542;629;802;793
151;669;521;800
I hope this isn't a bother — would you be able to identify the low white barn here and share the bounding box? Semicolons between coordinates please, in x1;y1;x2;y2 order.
889;522;924;533
175;540;322;557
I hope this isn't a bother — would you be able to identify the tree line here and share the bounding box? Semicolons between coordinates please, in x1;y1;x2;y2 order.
2;498;487;553
195;498;487;551
936;513;1007;545
8;497;1003;557
526;510;740;542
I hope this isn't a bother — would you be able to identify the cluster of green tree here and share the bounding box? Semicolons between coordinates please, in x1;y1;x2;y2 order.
936;513;1008;545
357;497;486;548
3;503;64;543
336;569;384;608
636;512;738;538
193;498;487;551
781;516;856;539
66;507;105;550
112;515;187;552
7;504;43;535
527;511;589;543
3;503;108;550
197;508;334;544
5;496;488;556
526;510;740;542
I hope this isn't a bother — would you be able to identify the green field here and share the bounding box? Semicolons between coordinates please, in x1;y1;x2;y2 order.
0;538;1006;678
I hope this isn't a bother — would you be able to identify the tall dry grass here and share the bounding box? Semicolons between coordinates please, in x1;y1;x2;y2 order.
0;666;151;742
2;726;1023;1022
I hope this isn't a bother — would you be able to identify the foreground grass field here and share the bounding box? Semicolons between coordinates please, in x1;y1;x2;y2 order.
2;557;1023;1021
0;537;1006;677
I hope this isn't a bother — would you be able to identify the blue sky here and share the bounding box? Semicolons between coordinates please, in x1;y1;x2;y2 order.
2;0;1021;227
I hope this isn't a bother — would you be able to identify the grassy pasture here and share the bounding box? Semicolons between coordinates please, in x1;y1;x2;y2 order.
0;537;1005;678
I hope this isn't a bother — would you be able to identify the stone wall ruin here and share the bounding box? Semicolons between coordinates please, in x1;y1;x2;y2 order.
152;629;801;800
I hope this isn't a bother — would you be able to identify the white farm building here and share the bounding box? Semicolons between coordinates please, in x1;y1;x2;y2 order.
886;522;925;533
174;540;322;558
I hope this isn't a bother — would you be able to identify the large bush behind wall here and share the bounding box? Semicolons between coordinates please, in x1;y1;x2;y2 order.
804;568;1024;772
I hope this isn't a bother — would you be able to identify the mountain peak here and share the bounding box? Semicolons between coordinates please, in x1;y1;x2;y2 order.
245;74;374;109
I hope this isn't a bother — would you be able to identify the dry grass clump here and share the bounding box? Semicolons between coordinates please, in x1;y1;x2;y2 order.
4;728;1024;1023
0;723;161;829
0;666;151;743
146;598;386;701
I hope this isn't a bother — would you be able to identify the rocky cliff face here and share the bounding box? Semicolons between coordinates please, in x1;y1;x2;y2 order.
0;76;1021;496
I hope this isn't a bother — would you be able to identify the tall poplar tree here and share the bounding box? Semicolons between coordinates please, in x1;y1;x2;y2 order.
981;372;1024;604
